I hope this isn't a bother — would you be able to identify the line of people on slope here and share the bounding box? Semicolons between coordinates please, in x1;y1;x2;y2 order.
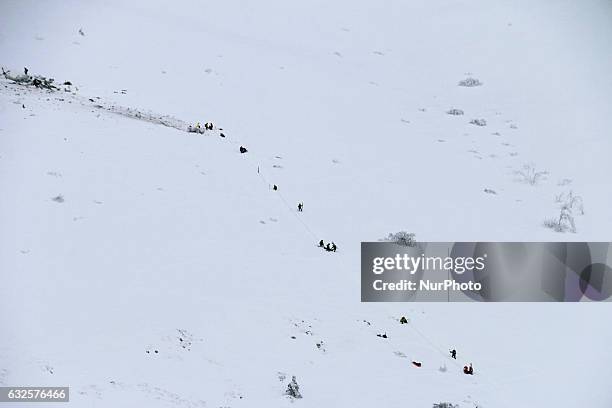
191;120;338;255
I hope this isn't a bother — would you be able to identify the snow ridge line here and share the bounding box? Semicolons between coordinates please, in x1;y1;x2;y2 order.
100;103;189;131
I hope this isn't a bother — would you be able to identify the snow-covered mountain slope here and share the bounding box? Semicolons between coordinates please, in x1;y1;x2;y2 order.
1;0;612;407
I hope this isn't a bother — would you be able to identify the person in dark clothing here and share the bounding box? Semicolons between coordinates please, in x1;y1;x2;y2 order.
319;240;324;247
463;364;473;375
297;202;303;212
325;243;332;251
240;146;247;153
331;242;337;252
450;349;456;359
273;185;278;191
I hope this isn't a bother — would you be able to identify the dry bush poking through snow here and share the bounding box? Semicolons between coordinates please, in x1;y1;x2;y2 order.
545;191;584;233
458;77;482;87
470;118;487;126
381;231;417;247
446;108;464;115
554;190;584;215
515;164;548;185
543;205;576;233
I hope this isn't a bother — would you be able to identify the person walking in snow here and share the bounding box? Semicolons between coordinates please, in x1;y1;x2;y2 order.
319;240;324;248
297;202;303;212
325;243;332;251
331;242;337;252
450;349;456;359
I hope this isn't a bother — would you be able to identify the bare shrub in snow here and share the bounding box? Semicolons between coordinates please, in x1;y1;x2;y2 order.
543;205;576;233
51;194;64;203
515;164;547;185
438;364;447;372
433;403;457;408
469;118;487;126
458;77;482;87
545;191;584;233
286;376;302;399
555;190;584;215
381;231;416;247
446;108;464;115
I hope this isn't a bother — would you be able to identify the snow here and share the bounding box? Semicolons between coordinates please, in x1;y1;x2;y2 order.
1;0;612;407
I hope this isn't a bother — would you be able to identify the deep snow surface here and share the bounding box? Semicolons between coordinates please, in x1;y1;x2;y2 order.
1;0;612;407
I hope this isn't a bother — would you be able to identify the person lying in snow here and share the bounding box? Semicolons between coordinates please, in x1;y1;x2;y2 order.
463;364;473;375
